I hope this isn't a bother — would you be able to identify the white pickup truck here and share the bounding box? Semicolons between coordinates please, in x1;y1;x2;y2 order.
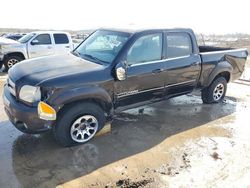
0;31;74;70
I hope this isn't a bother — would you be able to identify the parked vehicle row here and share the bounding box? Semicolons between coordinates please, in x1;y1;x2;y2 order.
3;28;248;146
4;33;26;41
0;31;74;70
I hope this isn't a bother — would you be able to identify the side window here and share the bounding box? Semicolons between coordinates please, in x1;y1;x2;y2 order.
32;34;51;45
127;33;162;64
166;33;192;58
54;33;69;44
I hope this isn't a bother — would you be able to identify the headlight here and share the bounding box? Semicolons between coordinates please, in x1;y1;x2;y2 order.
19;85;41;103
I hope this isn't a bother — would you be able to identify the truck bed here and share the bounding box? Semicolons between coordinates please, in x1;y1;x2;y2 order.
198;46;248;86
199;46;233;53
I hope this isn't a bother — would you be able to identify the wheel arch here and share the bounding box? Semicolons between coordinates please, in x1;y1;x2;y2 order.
50;86;114;119
204;61;232;87
58;98;113;117
213;71;230;83
4;52;26;61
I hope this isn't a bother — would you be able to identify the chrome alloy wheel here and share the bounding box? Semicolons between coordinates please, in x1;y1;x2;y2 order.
7;58;19;68
213;83;224;101
70;115;99;143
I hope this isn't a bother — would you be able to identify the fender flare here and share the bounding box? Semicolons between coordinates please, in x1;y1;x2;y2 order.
204;61;233;87
49;86;113;114
4;52;26;61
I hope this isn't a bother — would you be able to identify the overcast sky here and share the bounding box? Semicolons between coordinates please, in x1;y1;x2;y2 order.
1;0;249;34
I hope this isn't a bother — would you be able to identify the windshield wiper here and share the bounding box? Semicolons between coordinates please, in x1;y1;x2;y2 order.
71;51;82;57
82;54;107;65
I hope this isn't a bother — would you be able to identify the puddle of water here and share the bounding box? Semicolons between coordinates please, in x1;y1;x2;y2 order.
124;106;156;116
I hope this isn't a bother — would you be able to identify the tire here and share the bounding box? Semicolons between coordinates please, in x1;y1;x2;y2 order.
53;102;105;147
3;55;23;71
201;77;227;104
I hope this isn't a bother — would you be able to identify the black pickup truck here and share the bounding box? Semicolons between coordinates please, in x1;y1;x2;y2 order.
3;28;248;146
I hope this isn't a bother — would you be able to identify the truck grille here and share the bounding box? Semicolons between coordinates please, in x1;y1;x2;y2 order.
7;78;16;97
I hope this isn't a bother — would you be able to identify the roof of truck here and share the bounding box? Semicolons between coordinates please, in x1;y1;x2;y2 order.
99;27;194;34
30;31;70;35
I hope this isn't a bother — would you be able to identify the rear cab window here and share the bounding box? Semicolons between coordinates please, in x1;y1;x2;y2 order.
165;33;192;58
53;33;69;44
127;33;163;65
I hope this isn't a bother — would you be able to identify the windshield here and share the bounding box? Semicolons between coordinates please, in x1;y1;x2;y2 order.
18;33;36;43
74;30;130;64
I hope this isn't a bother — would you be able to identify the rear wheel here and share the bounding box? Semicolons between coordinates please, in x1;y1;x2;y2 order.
3;55;23;71
201;77;227;104
53;102;105;147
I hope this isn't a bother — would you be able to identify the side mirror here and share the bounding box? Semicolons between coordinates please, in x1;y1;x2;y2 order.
115;61;127;81
31;39;39;45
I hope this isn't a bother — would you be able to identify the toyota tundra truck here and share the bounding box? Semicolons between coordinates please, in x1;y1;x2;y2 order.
3;28;248;146
0;31;74;70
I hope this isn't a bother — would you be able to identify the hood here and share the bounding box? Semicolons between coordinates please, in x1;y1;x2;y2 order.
0;37;19;45
8;53;105;85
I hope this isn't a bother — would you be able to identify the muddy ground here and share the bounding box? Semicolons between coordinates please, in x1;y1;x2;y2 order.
0;73;250;188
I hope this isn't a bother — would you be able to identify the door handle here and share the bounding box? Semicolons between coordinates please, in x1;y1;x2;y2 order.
65;46;70;48
152;68;164;74
191;62;200;66
47;46;52;49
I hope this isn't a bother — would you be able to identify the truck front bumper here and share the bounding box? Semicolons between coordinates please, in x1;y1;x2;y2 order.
3;84;53;134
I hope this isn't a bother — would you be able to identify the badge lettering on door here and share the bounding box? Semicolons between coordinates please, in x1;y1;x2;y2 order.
117;90;139;98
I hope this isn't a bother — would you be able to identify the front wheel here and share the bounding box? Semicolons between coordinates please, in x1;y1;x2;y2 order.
53;102;105;147
3;55;23;71
201;77;227;104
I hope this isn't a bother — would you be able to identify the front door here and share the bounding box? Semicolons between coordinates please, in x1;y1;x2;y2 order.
28;34;55;58
114;33;165;108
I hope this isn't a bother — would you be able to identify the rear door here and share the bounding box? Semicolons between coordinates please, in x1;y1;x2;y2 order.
28;33;55;58
164;32;201;96
53;33;72;54
115;32;166;108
